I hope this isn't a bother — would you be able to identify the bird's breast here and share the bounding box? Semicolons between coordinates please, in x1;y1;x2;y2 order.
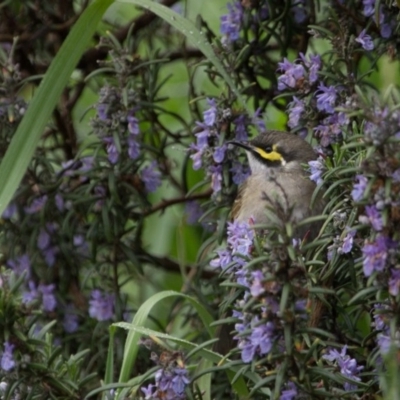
235;172;317;227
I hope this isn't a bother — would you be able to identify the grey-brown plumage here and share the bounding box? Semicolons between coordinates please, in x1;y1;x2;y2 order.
232;130;324;238
213;131;325;355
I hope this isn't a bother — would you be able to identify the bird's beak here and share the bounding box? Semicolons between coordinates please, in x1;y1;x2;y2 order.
228;140;253;152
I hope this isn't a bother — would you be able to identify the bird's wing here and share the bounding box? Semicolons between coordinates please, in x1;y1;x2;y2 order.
230;183;245;221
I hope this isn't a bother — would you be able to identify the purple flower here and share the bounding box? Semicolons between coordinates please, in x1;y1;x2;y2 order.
37;223;59;267
230;161;250;185
22;281;38;304
277;58;306;91
362;235;396;277
194;122;210;149
380;21;393;39
55;193;65;212
307;54;321;83
234;114;248;141
313;124;331;147
209;164;222;193
220;2;243;43
308;156;324;184
189;145;203;171
362;0;375;16
59;159;78;177
42;246;59;267
288;96;305;128
292;1;307;24
96;103;108;120
253;108;266;133
103;137;119;164
356;30;374;51
235;268;250;286
210;249;232;269
227;220;254;256
170;367;190;395
1;342;16;371
146;366;189;399
351;175;368;201
364;205;383;231
340;230;356;254
127;115;140;135
392;169;400;182
373;304;388;331
2;202;16;219
316;83;337;114
377;6;394;38
377;333;391;354
63;305;79;333
89;290;114;321
389;269;400;296
78;156;94;175
213;145;226;163
250;270;265;297
74;234;89;255
280;382;298;400
24;195;48;214
239;322;275;363
7;254;31;277
185;201;203;225
314;112;348;147
37;228;51;250
141;161;162;193
203;98;218;126
38;283;57;312
141;384;155;399
127;135;140;159
323;346;363;391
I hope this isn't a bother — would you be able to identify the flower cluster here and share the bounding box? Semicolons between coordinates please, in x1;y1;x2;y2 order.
211;219;308;364
88;290;114;322
280;382;298;400
220;1;243;43
93;86;162;193
94;86;141;165
210;219;254;271
344;107;400;298
327;228;356;260
362;0;397;39
323;346;364;391
372;304;400;355
277;53;320;93
278;52;350;150
141;352;190;400
189;99;252;196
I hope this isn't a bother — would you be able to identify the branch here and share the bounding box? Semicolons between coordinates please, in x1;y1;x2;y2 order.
78;0;181;71
144;190;212;216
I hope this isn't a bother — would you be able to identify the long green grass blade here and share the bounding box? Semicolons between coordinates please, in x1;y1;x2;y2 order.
118;0;250;113
0;0;114;215
118;290;215;385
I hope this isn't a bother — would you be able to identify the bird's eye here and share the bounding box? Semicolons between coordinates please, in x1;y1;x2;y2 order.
265;145;272;153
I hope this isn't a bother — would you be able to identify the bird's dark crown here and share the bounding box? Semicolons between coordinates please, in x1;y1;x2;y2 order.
249;130;317;167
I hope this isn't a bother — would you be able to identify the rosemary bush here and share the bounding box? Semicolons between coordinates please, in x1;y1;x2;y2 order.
0;0;400;399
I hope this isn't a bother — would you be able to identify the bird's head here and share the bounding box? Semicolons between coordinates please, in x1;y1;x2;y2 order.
230;130;317;175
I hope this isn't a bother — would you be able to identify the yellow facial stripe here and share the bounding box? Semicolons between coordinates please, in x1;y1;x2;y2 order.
253;145;283;162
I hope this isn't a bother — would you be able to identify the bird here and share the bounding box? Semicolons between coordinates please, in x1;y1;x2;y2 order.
213;130;326;355
230;130;324;235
